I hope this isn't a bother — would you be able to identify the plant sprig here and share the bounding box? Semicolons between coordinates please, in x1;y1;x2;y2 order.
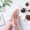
3;0;12;7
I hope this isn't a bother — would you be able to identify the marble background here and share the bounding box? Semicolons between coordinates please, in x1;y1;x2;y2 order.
0;0;30;30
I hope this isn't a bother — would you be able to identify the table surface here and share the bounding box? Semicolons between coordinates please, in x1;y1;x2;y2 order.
0;0;30;30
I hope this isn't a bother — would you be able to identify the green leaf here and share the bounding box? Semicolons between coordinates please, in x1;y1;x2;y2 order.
0;6;2;8
3;0;12;7
5;3;10;6
7;1;12;3
4;0;6;2
3;3;5;7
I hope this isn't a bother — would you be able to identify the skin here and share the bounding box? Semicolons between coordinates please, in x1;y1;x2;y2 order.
4;9;20;30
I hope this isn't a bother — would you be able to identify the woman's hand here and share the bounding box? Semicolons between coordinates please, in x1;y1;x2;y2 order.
4;9;20;30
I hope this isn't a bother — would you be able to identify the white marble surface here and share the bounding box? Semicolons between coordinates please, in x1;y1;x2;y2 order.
0;0;30;30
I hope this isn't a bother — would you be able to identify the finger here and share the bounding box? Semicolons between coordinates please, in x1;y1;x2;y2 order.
11;9;19;21
13;9;19;19
11;9;19;30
